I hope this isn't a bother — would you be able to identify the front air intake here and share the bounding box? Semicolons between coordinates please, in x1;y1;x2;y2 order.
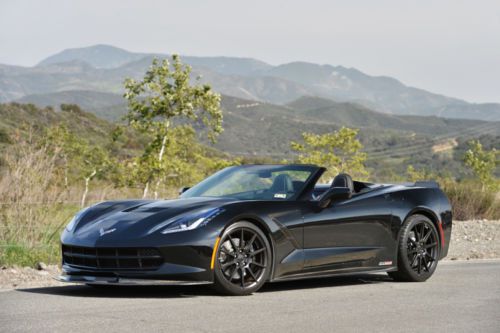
62;245;163;271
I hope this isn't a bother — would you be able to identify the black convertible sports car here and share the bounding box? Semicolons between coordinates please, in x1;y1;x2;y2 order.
59;164;452;295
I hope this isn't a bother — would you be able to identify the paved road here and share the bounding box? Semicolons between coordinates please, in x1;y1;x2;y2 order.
0;260;499;333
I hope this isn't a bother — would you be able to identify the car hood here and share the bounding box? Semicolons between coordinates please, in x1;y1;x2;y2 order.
69;197;233;240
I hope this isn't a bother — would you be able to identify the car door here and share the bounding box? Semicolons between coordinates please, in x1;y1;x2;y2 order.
302;190;396;271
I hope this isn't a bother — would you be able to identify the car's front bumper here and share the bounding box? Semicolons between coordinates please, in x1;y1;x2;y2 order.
60;223;223;285
58;249;215;285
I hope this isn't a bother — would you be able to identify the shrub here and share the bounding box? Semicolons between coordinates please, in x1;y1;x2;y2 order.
442;180;499;221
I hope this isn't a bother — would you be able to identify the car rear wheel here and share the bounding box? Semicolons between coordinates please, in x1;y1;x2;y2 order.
213;221;271;295
389;214;440;282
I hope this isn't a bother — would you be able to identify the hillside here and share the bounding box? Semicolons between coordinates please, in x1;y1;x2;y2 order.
264;62;478;118
2;100;498;180
1;44;499;121
16;90;126;120
286;96;500;137
218;96;499;155
16;92;500;156
0;103;120;148
17;90;124;111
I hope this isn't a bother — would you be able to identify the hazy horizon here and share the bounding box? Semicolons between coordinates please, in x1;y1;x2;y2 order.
1;0;499;103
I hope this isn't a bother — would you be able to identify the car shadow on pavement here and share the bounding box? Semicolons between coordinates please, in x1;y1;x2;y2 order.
17;284;213;298
17;273;392;298
261;273;392;293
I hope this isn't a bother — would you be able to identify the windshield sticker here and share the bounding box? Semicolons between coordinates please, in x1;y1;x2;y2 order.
274;193;287;199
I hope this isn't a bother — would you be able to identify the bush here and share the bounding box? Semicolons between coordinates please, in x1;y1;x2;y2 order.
406;165;499;221
442;180;499;220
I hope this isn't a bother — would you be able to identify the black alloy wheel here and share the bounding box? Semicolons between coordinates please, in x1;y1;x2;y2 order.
389;214;440;282
213;221;271;295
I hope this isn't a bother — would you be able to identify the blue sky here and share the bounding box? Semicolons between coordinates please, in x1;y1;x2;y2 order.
1;0;499;103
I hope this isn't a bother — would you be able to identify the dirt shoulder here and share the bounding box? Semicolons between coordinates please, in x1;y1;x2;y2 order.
1;220;499;290
447;220;500;260
0;265;64;290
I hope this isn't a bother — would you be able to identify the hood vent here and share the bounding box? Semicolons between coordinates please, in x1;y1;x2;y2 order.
123;203;169;213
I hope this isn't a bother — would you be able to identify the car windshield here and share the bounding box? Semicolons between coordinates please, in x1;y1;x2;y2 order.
181;165;319;201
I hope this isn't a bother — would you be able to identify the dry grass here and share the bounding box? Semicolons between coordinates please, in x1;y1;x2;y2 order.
443;181;500;221
0;141;180;266
0;142;73;265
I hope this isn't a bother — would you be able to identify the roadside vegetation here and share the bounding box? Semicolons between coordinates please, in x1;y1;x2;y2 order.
0;56;498;267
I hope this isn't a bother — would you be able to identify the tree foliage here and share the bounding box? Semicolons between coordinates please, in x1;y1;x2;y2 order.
43;124;112;206
291;127;369;181
125;125;238;193
464;140;499;191
123;55;223;197
406;165;436;182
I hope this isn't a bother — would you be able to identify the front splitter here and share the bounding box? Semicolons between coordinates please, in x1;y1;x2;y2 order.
55;274;212;286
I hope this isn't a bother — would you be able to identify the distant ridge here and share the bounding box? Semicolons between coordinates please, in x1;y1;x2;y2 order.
0;44;496;121
38;44;147;69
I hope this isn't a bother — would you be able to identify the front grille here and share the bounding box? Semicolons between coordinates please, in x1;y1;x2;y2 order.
62;245;163;271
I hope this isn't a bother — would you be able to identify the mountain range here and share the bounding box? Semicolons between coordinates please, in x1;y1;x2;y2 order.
1;44;499;121
14;89;499;160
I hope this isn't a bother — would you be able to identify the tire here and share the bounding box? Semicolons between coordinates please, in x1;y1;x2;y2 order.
388;214;440;282
213;221;272;295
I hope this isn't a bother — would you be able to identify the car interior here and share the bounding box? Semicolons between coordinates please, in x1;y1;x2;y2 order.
311;173;374;200
265;173;363;201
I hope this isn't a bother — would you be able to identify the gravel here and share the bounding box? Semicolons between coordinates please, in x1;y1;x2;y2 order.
447;220;500;260
1;220;499;290
0;265;64;290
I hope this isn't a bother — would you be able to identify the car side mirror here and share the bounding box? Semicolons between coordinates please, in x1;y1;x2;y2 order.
179;186;190;195
318;187;352;209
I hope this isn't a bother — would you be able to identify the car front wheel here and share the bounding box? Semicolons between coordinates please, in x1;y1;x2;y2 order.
213;221;271;295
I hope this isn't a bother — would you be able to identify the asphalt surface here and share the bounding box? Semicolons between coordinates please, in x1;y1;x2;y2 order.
0;260;499;333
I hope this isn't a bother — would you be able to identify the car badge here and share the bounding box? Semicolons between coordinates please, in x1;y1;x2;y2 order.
99;227;116;236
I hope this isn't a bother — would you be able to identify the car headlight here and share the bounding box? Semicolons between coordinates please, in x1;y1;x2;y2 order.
66;207;90;231
154;207;224;234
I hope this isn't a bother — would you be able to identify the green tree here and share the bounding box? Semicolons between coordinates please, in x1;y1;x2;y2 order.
124;55;223;198
43;124;112;207
464;140;499;191
406;165;435;182
291;127;368;182
125;125;238;196
43;125;81;188
78;144;111;207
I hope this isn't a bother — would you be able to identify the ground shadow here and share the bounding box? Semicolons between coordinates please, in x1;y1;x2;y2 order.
261;272;392;293
17;284;211;299
17;273;392;299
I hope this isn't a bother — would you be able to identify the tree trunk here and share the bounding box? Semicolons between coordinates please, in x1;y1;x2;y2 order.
64;170;68;188
142;181;150;198
81;169;97;208
64;158;68;188
154;134;168;199
154;181;161;199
